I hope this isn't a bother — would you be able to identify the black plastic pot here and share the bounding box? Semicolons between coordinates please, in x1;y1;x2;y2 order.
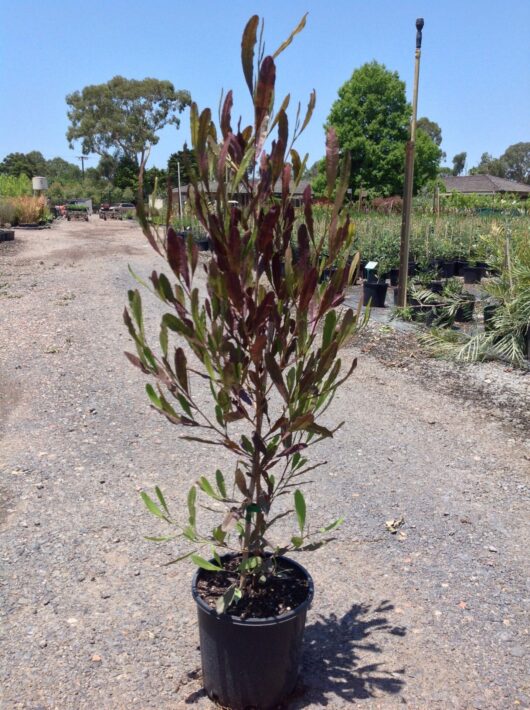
0;229;15;242
455;294;476;322
483;303;500;331
428;280;444;294
192;556;314;710
363;280;388;307
441;260;455;278
194;237;210;251
454;259;468;276
389;268;399;287
462;266;482;284
319;266;336;283
429;258;444;276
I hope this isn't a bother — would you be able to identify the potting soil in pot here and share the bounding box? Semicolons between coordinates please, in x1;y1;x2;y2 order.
196;555;310;619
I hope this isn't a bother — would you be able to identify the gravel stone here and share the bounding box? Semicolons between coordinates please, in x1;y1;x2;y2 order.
1;219;528;709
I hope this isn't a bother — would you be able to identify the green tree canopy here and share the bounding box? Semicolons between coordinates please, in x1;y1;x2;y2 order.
501;142;530;184
451;152;467;176
470;152;507;178
167;145;198;187
417;117;442;146
66;76;191;169
0;151;47;178
325;61;442;196
46;157;82;182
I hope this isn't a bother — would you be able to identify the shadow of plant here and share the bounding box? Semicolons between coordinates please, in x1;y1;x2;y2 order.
289;601;406;707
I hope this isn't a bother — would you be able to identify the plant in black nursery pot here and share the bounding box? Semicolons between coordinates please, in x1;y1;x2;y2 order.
124;15;366;710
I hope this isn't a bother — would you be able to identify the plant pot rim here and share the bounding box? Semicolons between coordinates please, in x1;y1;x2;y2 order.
191;553;314;627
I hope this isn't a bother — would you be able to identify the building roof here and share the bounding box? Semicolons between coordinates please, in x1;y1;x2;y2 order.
441;174;530;195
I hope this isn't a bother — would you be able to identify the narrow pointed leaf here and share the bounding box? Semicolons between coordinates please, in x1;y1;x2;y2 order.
191;555;223;572
272;13;308;58
140;491;165;519
294;489;306;533
241;15;259;95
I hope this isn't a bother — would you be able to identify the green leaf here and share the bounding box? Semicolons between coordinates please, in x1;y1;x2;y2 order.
213;525;227;543
238;556;262;572
155;486;170;516
187;486;197;527
323;310;337;350
216;583;242;614
240;435;254;455
191;554;223;572
291;535;303;548
294;489;306;533
145;383;161;408
319;517;344;533
129;289;144;335
159;323;168;357
140;491;165;519
215;469;227;499
198;476;222;500
177;393;193;418
144;534;177;542
183;525;198;542
163;551;194;566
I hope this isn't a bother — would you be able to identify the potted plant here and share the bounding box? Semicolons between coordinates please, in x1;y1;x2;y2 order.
362;254;391;307
124;15;365;709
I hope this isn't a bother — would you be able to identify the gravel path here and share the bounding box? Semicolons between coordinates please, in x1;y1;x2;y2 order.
1;219;529;709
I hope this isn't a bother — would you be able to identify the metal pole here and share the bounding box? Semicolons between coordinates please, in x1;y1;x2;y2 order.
397;18;424;308
177;161;183;218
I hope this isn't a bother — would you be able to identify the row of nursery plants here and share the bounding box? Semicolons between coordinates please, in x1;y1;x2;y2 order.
418;225;530;367
0;195;50;226
295;208;529;277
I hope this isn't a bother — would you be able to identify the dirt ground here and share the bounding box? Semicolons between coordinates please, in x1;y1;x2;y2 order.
1;218;529;710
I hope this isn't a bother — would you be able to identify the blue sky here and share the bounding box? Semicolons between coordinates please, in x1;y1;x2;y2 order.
1;0;528;174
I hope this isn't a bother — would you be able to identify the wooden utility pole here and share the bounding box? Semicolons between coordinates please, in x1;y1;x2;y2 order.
397;18;424;308
77;155;89;179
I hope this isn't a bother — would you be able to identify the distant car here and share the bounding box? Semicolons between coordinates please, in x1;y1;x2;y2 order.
115;202;135;213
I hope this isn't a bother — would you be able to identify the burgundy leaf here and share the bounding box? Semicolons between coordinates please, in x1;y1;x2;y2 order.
124;351;148;373
241;16;259;95
221;90;233;138
278;443;308;457
255;56;276;136
167;227;190;288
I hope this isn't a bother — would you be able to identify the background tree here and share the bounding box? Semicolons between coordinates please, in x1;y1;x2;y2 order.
417;116;445;161
46;157;82;182
66;76;191;171
470;152;506;177
451;152;467;176
144;166;167;196
325;61;442;196
113;155;139;191
0;151;47;178
501;142;530;184
416;117;442;146
95;153;119;183
167;145;198;186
